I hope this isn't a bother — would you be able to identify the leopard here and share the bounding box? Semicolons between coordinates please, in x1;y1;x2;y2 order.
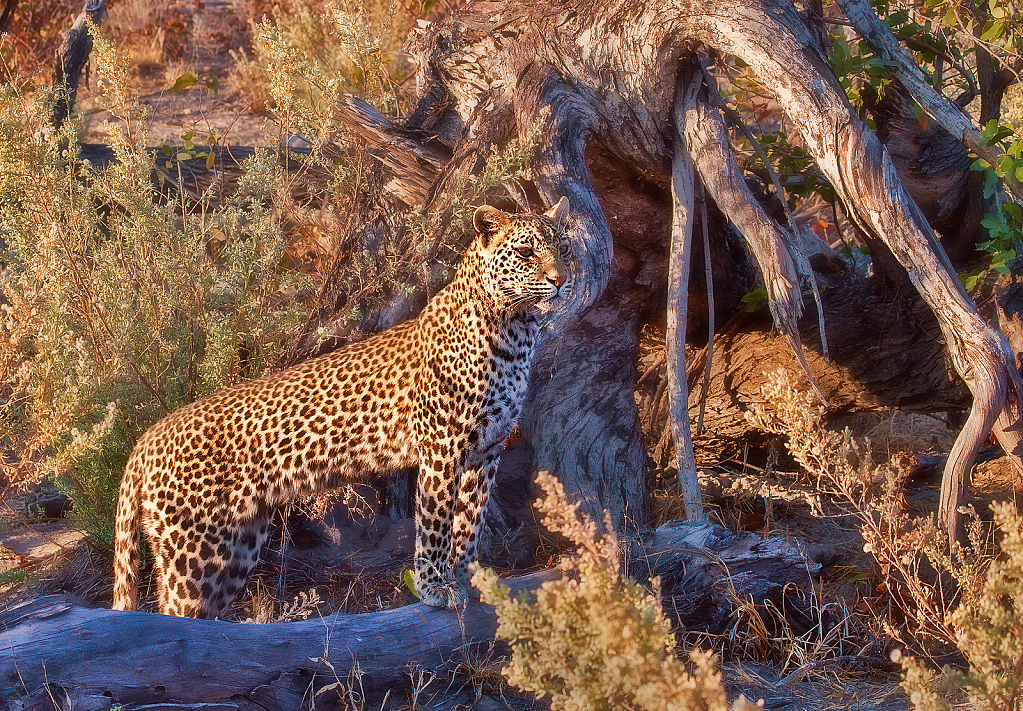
111;197;572;618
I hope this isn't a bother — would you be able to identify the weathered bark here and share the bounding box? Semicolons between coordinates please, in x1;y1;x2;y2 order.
0;523;819;710
0;0;16;35
51;0;105;131
665;63;705;521
365;0;1021;538
838;0;1023;202
523;253;660;530
684;281;970;456
865;81;975;255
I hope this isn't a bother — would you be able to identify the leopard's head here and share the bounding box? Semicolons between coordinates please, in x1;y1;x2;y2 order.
471;197;572;314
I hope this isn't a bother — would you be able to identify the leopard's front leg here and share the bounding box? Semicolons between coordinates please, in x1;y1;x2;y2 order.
449;453;500;596
413;458;466;608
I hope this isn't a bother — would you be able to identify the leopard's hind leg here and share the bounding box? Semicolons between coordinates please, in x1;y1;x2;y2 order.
155;513;271;618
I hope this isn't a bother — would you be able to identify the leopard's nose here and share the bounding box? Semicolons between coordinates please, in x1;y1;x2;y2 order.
548;274;566;289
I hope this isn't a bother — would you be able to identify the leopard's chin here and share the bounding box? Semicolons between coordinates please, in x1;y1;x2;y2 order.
533;299;558;315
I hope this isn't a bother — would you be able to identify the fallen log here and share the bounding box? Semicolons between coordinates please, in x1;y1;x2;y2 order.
1;522;819;710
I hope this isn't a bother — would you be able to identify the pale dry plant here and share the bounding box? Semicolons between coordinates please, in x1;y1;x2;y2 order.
897;501;1023;711
106;0;167;35
0;26;309;546
745;370;965;653
106;0;169;66
308;635;369;711
473;471;761;711
446;640;508;705
405;108;549;256
233;0;409;127
236;0;542;336
1006;83;1023;133
747;370;1023;711
243;586;324;623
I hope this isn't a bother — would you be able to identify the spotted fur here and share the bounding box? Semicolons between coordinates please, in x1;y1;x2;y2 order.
112;198;572;617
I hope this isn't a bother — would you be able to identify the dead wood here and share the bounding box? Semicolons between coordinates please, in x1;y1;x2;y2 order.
686;279;972;457
51;0;105;131
376;0;1023;538
0;0;16;35
1;523;818;710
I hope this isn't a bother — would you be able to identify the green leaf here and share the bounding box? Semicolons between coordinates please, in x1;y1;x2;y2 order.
980;21;1004;42
741;288;769;313
960;267;985;290
403;569;421;598
175;151;192;161
206;151;216;170
171;73;199;92
885;9;910;26
997;155;1014;177
984;169;1000;198
205;76;219;96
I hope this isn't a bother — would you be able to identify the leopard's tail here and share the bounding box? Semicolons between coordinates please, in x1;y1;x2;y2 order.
111;454;143;611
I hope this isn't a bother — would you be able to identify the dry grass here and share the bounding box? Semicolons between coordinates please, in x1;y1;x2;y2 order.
0;540;112;608
105;0;175;69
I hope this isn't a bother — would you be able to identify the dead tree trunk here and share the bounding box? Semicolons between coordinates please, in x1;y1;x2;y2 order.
292;0;1022;538
51;0;105;131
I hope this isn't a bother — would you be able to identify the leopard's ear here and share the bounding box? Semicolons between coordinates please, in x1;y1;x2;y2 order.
543;196;570;228
473;205;511;248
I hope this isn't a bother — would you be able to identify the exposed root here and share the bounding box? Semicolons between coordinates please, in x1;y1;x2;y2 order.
664;64;706;521
681;67;827;404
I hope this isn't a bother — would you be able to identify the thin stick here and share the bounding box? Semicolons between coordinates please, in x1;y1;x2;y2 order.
697;189;714;435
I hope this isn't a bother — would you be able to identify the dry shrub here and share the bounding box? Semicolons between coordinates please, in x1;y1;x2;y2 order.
473;472;761;711
748;369;1023;711
0;27;309;545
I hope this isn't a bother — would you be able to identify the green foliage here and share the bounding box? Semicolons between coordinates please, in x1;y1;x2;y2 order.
961;120;1023;289
473;472;738;711
849;0;1023;289
56;426;133;549
0;27;308;546
830;31;899;113
729;0;1023;284
0;568;33;588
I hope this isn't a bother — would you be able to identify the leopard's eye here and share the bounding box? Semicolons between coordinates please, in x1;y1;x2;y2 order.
517;247;534;259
